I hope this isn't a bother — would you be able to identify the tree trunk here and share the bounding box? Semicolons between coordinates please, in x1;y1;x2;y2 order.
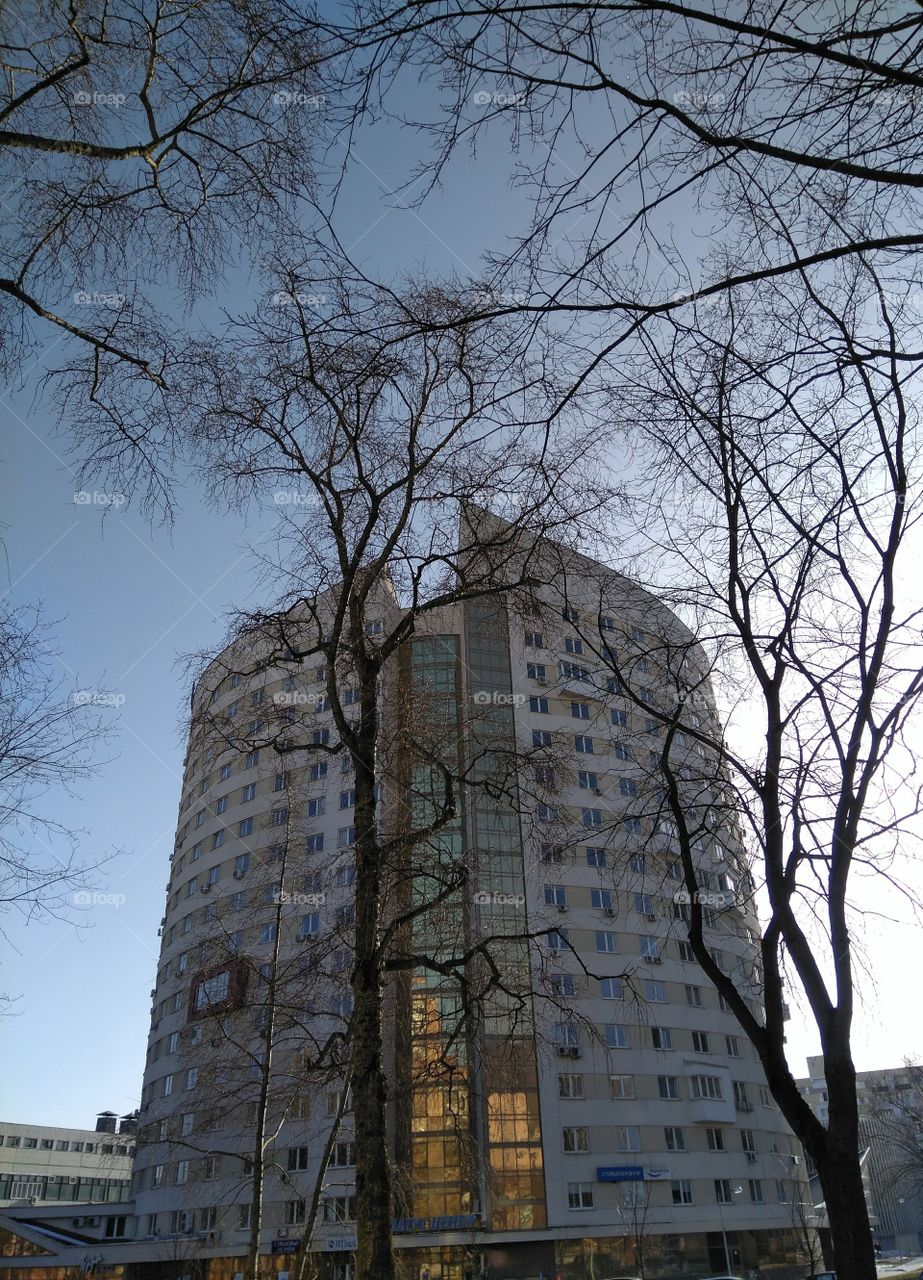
350;694;396;1280
816;1057;877;1280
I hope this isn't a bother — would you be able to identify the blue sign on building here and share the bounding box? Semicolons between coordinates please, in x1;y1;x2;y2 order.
596;1165;645;1182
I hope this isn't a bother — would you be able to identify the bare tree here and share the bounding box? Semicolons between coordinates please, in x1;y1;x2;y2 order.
0;599;116;925
524;260;923;1280
328;0;923;338
172;251;619;1280
0;0;323;513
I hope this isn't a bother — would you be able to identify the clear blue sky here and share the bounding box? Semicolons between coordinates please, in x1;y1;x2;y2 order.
2;73;921;1126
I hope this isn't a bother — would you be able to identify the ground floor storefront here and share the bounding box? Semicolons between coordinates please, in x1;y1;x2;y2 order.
2;1226;812;1280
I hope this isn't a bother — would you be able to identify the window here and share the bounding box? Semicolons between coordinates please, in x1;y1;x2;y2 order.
634;893;654;916
330;1141;357;1167
306;833;324;853
273;772;289;792
337;826;357;850
629;852;645;873
175;1160;189;1184
534;765;556;786
726;1035;741;1057
162;1074;174;1097
578;770;599;790
571;701;590;719
181;1114;194;1137
639;935;660;960
527;662;546;680
260;923;277;944
678;940;695;962
551;974;576;997
193;970;230;1011
691;1030;711;1054
581;808;603;828
666;859;683;881
567;1182;594;1210
529;696;549;713
210;832;224;851
544;884;567;907
740;1129;756;1154
749;1179;764;1203
191;842;202;861
244;750;259;768
619;778;637;796
564;636;584;655
554;1021;580;1048
220;764;232;781
651;1026;673;1051
323;1196;356;1224
312;728;330;745
685;984;704;1007
558;1073;584;1098
206;865;220;886
532;729;552;746
365;618;383;636
715;1178;735;1204
691;1075;723;1100
586;846;607;868
645;980;667;1003
547;928;569;952
286;1200;307;1225
537;803;558;822
339;789;355;809
525;631;544;648
600;977;623;999
616;1125;641;1151
605;1023;630;1048
562;605;579;623
664;1126;686;1151
612;742;633;761
308;797;325;817
607;677;624;694
234;852;250;876
215;795;228;814
595;931;618;953
300;913;320;938
658;1075;679;1099
541;842;565;863
665;1179;692;1207
591;887;613;910
574;735;594;753
310;762;328;783
270;806;288;826
707;1128;725;1151
335;864;356;887
610;1074;635;1099
238;817;253;837
563;1127;589;1153
734;1081;751;1109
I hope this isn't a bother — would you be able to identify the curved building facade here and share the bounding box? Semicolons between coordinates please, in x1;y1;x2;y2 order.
131;533;810;1280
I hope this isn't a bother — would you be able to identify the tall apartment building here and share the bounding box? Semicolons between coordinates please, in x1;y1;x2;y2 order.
128;524;810;1280
798;1057;923;1254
